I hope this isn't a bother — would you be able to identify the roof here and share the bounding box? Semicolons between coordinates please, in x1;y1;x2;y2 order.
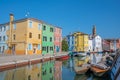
0;17;62;28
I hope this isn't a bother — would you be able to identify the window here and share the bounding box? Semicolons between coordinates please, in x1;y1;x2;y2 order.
38;23;41;30
13;34;16;40
50;67;52;73
13;24;16;30
59;29;61;33
7;26;10;30
0;47;1;52
50;28;53;32
28;44;32;50
38;44;41;50
54;28;56;32
43;36;47;41
29;32;32;38
3;36;5;41
3;26;6;31
50;37;52;42
0;26;2;32
0;36;1;41
2;46;5;53
29;21;32;28
50;47;53;51
38;34;40;39
42;47;46;51
43;25;46;30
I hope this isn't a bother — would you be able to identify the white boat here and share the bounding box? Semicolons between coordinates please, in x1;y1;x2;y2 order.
77;53;86;57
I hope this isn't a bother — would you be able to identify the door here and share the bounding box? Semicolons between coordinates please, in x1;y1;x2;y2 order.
12;44;16;55
47;46;49;53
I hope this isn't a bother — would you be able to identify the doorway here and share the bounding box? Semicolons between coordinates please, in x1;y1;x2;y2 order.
47;46;49;53
12;44;16;55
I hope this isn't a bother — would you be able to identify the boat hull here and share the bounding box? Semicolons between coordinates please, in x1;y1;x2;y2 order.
55;55;69;60
75;68;89;74
91;66;109;77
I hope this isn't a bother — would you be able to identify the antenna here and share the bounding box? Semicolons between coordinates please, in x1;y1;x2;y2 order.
25;11;30;17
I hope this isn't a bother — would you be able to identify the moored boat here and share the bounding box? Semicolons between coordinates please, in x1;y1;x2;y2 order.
55;55;69;60
74;64;90;74
90;63;110;77
74;56;90;74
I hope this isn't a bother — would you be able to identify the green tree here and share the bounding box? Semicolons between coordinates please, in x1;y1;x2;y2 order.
62;38;68;51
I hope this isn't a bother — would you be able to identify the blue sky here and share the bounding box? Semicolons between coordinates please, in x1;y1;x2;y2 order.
0;0;120;38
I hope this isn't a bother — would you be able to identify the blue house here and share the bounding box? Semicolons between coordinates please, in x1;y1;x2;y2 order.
67;34;75;52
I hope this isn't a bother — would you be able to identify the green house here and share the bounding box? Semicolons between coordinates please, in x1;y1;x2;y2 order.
42;23;54;54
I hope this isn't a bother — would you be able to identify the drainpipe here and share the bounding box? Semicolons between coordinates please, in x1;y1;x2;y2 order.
9;14;14;54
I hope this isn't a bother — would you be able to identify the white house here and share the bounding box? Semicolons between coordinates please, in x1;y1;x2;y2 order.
0;24;9;54
92;35;102;52
88;39;93;52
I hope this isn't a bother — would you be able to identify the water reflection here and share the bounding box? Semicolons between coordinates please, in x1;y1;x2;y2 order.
1;64;41;80
0;57;110;80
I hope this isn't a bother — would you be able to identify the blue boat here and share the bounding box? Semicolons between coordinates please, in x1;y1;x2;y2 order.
109;49;120;80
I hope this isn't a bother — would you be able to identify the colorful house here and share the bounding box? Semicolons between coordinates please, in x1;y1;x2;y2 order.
0;14;62;55
66;33;75;51
73;32;89;52
54;27;62;53
102;39;117;52
92;35;102;52
0;23;9;54
42;23;54;54
5;14;42;55
89;25;102;52
116;39;120;49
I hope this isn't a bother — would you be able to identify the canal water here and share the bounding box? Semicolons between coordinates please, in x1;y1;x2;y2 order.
0;57;111;80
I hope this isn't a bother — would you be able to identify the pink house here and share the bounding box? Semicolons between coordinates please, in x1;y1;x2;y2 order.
54;27;62;53
116;39;120;49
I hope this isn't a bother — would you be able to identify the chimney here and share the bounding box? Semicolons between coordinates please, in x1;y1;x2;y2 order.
9;13;14;49
10;13;14;22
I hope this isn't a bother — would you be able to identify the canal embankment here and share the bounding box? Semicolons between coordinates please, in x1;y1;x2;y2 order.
0;52;68;71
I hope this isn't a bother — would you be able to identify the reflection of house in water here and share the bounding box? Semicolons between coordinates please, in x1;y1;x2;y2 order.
2;63;42;80
54;61;62;80
42;61;54;80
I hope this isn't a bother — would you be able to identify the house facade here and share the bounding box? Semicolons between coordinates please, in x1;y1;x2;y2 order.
6;14;42;55
0;14;62;55
116;39;120;49
92;35;102;52
42;23;54;54
66;34;74;51
88;39;93;52
0;24;9;54
54;27;62;53
73;32;89;52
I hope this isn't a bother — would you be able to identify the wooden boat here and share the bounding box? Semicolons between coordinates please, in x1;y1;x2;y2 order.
91;63;110;77
74;64;90;74
55;55;69;60
74;56;90;74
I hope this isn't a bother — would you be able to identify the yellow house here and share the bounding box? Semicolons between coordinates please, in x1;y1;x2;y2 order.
6;14;42;55
73;32;88;52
